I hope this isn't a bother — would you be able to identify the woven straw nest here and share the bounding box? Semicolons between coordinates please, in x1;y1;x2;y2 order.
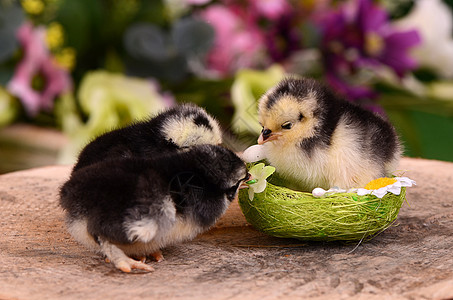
238;180;406;242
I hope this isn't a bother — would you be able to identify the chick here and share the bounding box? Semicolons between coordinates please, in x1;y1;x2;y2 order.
73;103;222;171
257;77;401;192
59;144;248;273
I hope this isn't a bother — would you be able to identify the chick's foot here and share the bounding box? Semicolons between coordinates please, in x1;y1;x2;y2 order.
99;239;154;273
117;258;154;273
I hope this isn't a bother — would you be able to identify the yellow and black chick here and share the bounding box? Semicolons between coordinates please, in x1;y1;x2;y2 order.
60;144;248;273
73;103;222;171
257;77;401;192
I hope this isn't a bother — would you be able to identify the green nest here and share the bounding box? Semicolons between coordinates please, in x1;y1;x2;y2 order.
238;182;406;242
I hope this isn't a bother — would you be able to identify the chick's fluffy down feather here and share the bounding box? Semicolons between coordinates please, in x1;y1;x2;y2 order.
73;103;222;171
258;78;401;191
60;144;248;273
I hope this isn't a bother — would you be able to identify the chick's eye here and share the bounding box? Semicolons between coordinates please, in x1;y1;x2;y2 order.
227;184;240;198
281;122;292;130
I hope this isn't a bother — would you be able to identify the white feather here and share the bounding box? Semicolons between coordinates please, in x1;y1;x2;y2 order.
66;217;99;251
124;218;158;243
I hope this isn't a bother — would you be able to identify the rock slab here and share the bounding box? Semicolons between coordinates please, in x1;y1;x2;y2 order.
1;158;453;300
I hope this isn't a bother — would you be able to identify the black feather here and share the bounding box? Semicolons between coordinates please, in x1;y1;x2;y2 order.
193;114;213;130
73;103;214;171
60;144;247;244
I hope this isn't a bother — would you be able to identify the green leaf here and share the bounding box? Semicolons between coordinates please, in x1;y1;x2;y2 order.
124;23;171;61
55;0;103;54
0;1;24;62
124;53;188;82
0;1;24;28
171;17;214;57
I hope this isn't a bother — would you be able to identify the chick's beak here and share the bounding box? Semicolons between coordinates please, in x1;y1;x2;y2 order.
239;173;252;189
239;182;249;190
258;128;279;145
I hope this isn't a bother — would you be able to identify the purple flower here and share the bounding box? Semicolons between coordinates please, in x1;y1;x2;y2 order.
7;22;72;116
264;11;301;62
317;0;421;100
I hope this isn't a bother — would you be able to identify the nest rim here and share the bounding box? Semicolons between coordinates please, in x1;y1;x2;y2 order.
238;181;406;242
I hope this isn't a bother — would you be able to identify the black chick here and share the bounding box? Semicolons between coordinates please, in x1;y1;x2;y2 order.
257;77;402;191
59;144;248;273
73;103;222;171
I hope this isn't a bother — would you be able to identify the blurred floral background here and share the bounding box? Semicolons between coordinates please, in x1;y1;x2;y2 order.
1;0;453;173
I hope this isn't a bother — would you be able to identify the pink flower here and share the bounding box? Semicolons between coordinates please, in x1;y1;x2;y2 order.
7;22;72;116
250;0;290;20
199;4;266;77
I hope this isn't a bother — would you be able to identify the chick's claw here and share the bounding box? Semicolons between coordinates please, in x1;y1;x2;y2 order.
150;250;164;262
130;255;147;263
116;258;154;273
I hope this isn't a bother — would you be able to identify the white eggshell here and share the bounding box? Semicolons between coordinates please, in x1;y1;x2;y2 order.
312;187;327;198
240;144;266;163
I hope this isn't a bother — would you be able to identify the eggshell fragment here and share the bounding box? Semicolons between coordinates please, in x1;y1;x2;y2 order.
312;187;327;198
240;144;266;163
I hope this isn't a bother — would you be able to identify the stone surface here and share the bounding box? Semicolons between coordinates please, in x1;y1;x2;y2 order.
0;158;453;300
